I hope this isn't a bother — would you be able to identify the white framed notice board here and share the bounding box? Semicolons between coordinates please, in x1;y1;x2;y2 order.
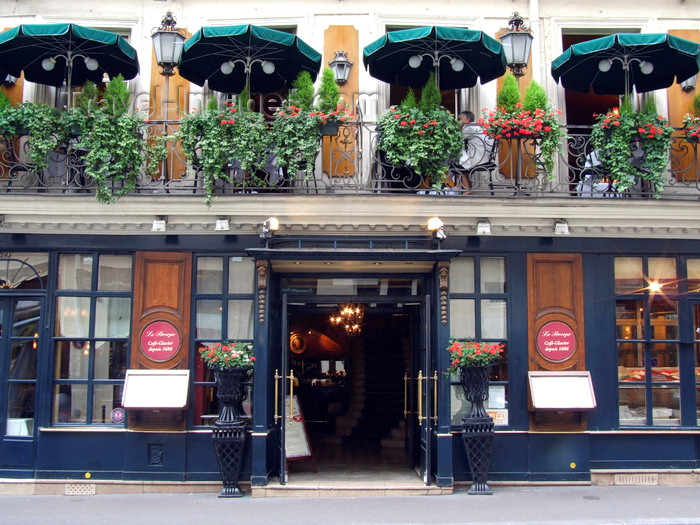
528;371;596;411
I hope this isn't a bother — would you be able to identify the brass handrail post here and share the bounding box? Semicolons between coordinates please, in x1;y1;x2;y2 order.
417;370;425;422
287;370;295;422
431;371;438;422
403;371;410;419
273;369;281;422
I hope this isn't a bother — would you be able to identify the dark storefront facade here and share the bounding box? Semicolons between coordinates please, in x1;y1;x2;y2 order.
2;224;700;489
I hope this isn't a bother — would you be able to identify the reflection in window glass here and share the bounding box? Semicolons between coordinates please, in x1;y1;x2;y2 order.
53;384;87;424
449;258;474;293
615;257;643;293
93;341;128;380
94;297;131;338
54;341;90;380
619;384;646;426
10;341;37;379
228;258;254;293
650;297;678;340
198;257;223;294
651;385;680;426
92;384;124;423
6;383;35;435
481;299;507;339
649;258;677;294
481;258;506;294
196;299;222;339
58;254;93;290
97;255;132;291
616;300;643;340
449;299;475;339
55;296;90;338
228;299;254;340
688;259;700;292
0;253;49;289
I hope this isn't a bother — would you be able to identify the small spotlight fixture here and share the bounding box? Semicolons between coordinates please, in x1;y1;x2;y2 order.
554;219;570;235
151;216;168;232
427;216;447;240
260;217;280;239
476;220;492;235
215;217;230;231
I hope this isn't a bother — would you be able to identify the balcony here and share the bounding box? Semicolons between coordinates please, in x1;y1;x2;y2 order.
1;120;698;200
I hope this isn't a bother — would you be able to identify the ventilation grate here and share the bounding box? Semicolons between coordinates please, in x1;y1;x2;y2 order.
64;483;96;495
613;473;659;485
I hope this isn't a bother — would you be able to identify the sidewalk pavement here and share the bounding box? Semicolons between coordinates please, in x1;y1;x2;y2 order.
2;485;700;525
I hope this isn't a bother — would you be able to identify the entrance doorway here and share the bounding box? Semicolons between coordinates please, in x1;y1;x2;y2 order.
278;300;433;484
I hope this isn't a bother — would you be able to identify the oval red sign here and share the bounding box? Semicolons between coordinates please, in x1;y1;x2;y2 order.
140;321;180;362
536;321;576;362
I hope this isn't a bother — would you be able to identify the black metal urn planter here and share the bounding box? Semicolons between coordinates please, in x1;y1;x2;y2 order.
459;364;495;495
446;340;504;496
199;342;255;498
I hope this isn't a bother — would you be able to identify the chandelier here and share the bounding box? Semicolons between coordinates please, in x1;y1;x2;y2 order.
329;304;365;336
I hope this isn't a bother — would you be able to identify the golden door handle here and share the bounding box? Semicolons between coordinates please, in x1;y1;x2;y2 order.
431;371;438;422
417;370;425;423
287;370;295;422
403;371;410;419
274;369;281;423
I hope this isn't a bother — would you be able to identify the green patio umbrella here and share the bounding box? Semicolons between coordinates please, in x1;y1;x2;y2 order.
551;33;700;96
178;25;322;94
0;23;139;104
362;26;506;90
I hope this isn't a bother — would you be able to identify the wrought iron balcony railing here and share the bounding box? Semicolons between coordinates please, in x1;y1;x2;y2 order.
1;121;698;200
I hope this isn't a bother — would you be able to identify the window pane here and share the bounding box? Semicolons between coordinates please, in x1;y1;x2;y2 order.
481;299;507;339
615;257;643;293
97;255;132;291
450;383;508;426
12;300;40;336
196;299;222;339
618;342;644;370
58;254;93;290
648;257;677;294
227;300;254;340
651;385;680;426
228;257;255;293
93;341;128;379
94;297;131;337
193;384;218;426
92;384;124;423
650;297;678;340
449;299;475;339
616;300;643;339
53;384;87;423
481;258;505;294
7;383;35;431
688;259;700;292
0;253;49;289
197;257;223;294
449;257;474;293
54;340;89;380
619;385;646;426
651;343;679;378
10;340;36;379
696;386;700;425
55;297;90;337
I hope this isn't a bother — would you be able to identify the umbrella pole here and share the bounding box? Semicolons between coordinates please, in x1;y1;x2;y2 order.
66;50;73;109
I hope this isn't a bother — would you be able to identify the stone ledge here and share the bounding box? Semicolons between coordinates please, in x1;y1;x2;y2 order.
0;479;232;495
592;470;700;486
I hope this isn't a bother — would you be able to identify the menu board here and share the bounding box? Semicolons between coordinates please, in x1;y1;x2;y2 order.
284;395;312;460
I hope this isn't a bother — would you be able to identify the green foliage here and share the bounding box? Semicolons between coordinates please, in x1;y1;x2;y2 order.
400;88;418;109
590;105;674;196
289;71;315;111
418;73;441;112
81;111;148;203
0;89;10;112
693;93;700;117
522;80;548;113
378;105;463;187
237;85;253;111
206;96;219;111
446;340;505;373
100;74;131;117
316;66;340;114
75;81;99;115
496;73;521;112
8;103;64;172
178;102;271;205
270;105;322;179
